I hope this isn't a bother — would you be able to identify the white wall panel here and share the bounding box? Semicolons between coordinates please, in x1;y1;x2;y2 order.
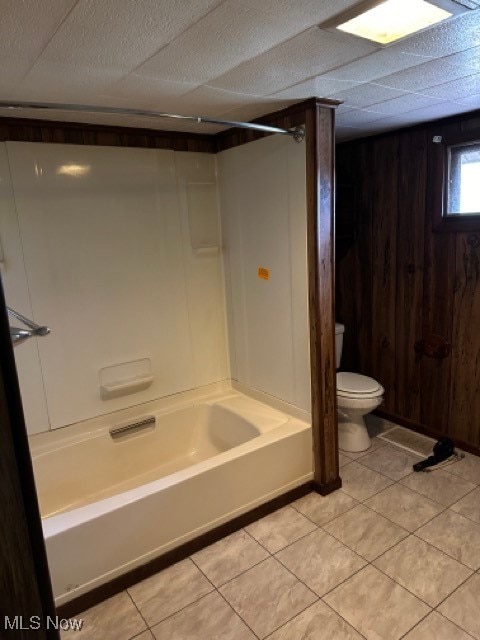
0;144;50;434
218;135;310;411
3;143;227;431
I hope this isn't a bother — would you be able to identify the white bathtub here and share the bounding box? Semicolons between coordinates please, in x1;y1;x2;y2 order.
29;382;312;605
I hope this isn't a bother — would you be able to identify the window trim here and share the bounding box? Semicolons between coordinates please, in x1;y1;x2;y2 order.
433;129;480;233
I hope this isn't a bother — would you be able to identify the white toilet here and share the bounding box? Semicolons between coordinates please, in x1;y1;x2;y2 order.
335;323;384;453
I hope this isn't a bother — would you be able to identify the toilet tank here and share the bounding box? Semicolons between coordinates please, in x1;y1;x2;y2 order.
335;323;345;369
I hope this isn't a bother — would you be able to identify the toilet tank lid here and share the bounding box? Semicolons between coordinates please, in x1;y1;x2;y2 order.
335;323;345;335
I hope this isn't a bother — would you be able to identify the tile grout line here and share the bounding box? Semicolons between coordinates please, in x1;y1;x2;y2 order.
318;514;409;566
434;607;477;639
410;528;479;572
290;491;361;528
190;550;262;639
125;591;150;638
243;520;323;556
368;539;473;612
334;481;479;574
195;532;329;639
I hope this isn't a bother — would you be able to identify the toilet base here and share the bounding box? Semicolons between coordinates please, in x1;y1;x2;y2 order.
338;415;371;453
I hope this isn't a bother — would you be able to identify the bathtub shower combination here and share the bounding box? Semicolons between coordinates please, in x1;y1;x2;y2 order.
31;384;311;604
1;134;311;605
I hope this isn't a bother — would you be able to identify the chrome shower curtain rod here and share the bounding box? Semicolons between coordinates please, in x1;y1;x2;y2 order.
0;101;305;142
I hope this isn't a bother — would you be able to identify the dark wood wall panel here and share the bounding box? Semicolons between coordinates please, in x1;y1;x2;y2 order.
395;131;426;421
449;232;480;447
0;117;216;153
420;122;459;434
371;137;399;412
337;108;480;454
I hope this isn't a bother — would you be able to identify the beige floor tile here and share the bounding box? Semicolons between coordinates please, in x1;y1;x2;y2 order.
447;453;480;485
61;592;146;640
400;469;476;507
324;504;408;561
276;529;366;596
266;600;363;640
359;445;422;480
151;591;256;640
438;574;480;640
403;612;474;640
245;505;317;553
323;565;431;640
219;557;317;639
293;490;358;526
451;487;480;524
365;414;399;436
365;483;444;531
416;510;480;570
133;633;155;640
374;535;473;606
340;462;394;501
191;529;269;587
128;558;213;627
339;452;352;467
341;437;386;460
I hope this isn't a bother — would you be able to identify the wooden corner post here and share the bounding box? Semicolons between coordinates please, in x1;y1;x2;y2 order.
306;101;341;495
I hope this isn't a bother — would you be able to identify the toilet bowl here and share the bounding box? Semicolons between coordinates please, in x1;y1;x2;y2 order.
335;323;384;453
337;372;384;452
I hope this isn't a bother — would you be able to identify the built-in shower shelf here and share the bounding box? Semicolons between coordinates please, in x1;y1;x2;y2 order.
100;374;154;400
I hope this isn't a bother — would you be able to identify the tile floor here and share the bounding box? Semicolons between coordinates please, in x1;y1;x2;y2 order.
62;419;480;640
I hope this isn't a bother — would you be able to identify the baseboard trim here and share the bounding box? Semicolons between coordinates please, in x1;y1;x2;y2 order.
57;482;313;619
374;408;480;458
312;476;342;495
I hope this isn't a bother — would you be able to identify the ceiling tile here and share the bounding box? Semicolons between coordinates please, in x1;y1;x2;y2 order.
374;56;477;92
441;45;480;73
137;0;365;86
336;125;370;141
365;92;446;116
455;93;480;108
0;0;78;94
331;83;408;108
378;101;470;125
336;108;387;126
98;74;196;110
29;0;223;73
397;10;480;58
271;76;362;100
11;63;124;103
170;86;263;116
210;28;378;95
314;48;435;84
214;99;298;123
420;73;480;100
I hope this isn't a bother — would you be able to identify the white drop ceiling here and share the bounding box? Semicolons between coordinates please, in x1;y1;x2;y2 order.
1;0;479;140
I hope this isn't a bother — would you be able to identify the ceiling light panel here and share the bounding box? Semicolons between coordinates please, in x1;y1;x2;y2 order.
337;0;452;44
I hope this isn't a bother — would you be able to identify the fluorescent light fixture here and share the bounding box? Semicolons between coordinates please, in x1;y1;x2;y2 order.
335;0;452;44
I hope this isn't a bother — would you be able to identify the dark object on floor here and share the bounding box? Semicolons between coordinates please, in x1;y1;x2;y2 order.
413;437;455;472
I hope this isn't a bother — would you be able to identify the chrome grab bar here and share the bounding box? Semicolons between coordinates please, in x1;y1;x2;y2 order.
7;306;51;346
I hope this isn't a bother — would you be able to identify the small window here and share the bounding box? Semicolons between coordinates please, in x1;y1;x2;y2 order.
433;130;480;232
447;142;480;215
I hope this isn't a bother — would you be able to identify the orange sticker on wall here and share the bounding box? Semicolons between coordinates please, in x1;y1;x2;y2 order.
258;267;270;280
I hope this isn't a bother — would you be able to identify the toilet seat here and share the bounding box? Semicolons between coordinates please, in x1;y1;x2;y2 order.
337;372;384;399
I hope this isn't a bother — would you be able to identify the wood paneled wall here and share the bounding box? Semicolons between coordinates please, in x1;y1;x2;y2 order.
0;117;216;153
336;109;480;454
